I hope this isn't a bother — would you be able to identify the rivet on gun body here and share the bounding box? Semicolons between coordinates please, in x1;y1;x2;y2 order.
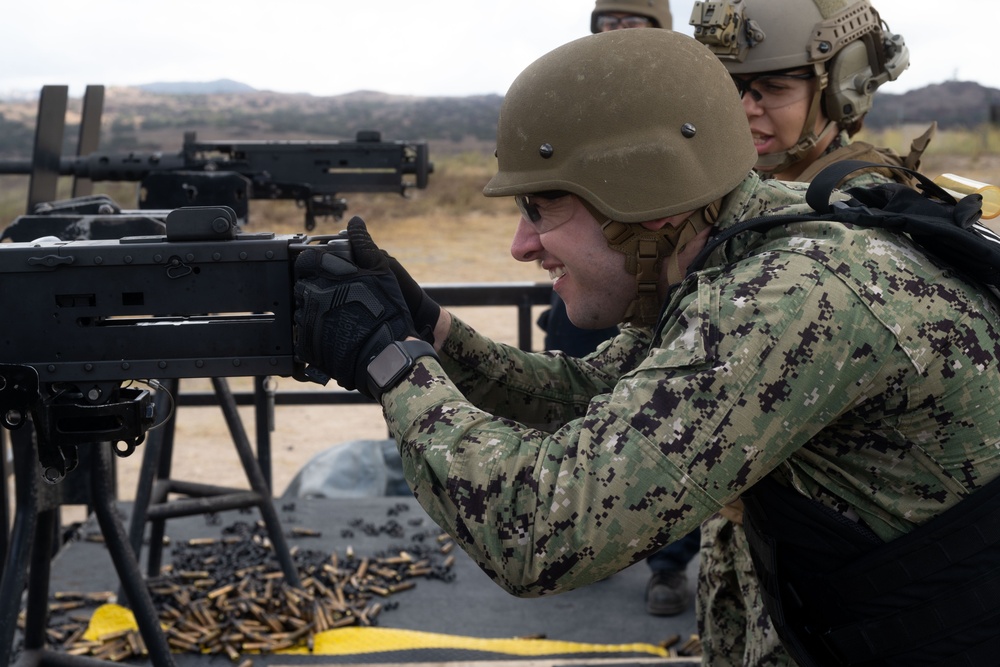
239;252;248;260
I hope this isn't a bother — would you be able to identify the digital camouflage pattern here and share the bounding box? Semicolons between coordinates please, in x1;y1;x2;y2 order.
701;153;901;666
698;514;787;666
698;139;909;667
380;169;1000;602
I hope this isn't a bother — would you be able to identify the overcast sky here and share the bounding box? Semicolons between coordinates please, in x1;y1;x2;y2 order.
2;0;995;99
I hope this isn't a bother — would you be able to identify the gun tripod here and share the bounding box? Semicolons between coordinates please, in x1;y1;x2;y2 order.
0;376;301;667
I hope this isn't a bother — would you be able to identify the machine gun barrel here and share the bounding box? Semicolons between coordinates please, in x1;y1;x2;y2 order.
0;132;430;186
0;152;187;178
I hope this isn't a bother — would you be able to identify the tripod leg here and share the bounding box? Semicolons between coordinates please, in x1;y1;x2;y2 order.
125;379;177;577
90;442;176;667
211;378;301;587
0;429;39;667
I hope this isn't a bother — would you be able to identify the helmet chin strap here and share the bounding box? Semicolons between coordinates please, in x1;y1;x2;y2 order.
600;200;721;326
755;66;837;175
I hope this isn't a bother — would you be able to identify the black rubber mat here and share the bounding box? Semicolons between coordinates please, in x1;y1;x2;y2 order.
38;497;700;665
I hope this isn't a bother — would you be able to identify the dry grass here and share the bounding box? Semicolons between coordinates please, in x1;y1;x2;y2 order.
241;154;514;235
4;134;999;232
856;126;1000;185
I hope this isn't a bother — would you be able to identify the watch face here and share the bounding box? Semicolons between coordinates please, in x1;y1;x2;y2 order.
368;343;410;389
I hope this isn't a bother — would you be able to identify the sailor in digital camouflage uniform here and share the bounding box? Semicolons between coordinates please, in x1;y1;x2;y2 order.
689;1;935;664
292;28;1000;667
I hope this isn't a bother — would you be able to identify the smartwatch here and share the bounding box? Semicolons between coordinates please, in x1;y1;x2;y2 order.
366;340;439;399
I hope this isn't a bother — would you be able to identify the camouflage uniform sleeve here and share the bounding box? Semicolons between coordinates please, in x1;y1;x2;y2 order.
841;171;892;189
431;315;653;430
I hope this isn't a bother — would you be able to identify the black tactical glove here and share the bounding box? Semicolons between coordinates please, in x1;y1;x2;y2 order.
293;217;416;396
349;228;441;345
384;255;442;344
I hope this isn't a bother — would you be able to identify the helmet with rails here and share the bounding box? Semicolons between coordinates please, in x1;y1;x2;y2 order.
691;0;909;169
483;29;756;323
591;0;673;32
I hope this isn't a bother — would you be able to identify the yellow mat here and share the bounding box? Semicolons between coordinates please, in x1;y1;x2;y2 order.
84;604;669;658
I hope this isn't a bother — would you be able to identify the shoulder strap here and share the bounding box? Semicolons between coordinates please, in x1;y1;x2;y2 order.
806;160;1000;287
796;143;883;184
796;124;935;186
797;142;906;185
685;161;1000;289
804;159;954;214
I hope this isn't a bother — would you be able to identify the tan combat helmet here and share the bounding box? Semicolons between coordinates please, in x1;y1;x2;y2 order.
591;0;673;32
484;30;756;323
691;0;909;171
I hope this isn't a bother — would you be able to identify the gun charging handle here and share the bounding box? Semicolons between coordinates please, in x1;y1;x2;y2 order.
325;230;353;261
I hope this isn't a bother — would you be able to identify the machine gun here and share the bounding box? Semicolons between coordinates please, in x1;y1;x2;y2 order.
0;203;347;483
0;130;432;231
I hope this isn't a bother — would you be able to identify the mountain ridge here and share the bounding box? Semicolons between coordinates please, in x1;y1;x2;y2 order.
118;77;1000;130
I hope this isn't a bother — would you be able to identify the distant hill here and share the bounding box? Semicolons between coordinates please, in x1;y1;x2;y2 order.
0;79;998;160
0;85;505;158
866;80;1000;129
136;79;258;95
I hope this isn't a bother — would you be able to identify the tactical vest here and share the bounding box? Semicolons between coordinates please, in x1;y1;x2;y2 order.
682;159;1000;666
742;475;1000;666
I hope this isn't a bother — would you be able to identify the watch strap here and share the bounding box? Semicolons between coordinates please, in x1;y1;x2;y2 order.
366;339;438;400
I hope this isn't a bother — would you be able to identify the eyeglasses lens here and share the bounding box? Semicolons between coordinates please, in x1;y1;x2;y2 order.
731;72;815;109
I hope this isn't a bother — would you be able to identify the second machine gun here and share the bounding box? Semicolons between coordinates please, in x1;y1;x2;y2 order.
0;130;433;231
